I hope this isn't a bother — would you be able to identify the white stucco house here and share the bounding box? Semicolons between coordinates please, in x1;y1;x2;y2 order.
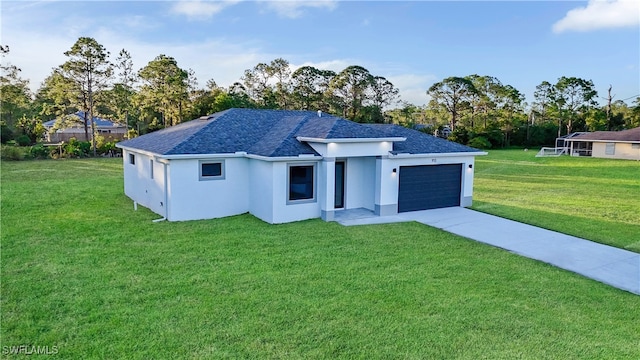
116;109;486;223
563;126;640;160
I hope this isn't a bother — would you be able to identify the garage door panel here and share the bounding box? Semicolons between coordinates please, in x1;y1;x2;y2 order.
398;164;462;212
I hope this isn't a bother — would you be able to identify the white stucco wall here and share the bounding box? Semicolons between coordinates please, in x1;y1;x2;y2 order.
249;160;275;223
307;141;394;158
379;155;477;213
166;157;250;221
344;157;376;210
122;149;166;217
592;142;640;160
270;161;322;223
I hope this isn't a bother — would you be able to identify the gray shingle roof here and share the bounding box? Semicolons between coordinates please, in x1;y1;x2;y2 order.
362;124;480;154
117;108;480;157
568;127;640;142
43;111;123;128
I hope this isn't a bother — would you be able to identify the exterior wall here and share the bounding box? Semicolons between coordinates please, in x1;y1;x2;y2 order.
167;157;250;221
249;160;275;223
270;161;322;223
121;150;480;223
122;150;166;217
376;155;477;215
318;158;336;220
307;141;394;158
592;142;640;160
47;127;127;143
344;157;376;210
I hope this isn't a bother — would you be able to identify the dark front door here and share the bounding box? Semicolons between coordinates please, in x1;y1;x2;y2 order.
334;161;345;209
398;164;462;213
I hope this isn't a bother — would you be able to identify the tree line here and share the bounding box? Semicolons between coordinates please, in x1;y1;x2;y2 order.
2;37;639;153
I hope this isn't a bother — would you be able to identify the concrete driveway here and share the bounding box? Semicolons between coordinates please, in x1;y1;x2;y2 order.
338;207;640;295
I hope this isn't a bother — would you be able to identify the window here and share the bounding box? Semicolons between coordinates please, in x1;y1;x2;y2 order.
605;143;615;155
199;160;225;180
150;159;154;179
288;164;315;202
632;143;640;149
129;153;135;165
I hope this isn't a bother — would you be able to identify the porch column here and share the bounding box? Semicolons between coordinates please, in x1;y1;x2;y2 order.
320;157;336;221
374;156;398;216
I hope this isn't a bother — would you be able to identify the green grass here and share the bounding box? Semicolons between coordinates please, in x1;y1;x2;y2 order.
472;149;640;253
1;158;639;359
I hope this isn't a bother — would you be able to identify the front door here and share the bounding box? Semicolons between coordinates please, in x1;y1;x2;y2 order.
334;161;345;209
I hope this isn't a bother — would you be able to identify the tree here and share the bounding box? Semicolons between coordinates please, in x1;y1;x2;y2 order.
290;66;335;111
60;37;113;155
426;77;476;131
242;62;273;108
328;65;374;121
267;58;291;109
35;70;78;122
111;49;137;128
532;81;556;125
0;45;33;128
137;54;190;128
553;76;598;135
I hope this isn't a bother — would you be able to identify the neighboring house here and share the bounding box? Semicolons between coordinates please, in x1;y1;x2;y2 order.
43;111;127;142
116;109;486;224
564;126;640;160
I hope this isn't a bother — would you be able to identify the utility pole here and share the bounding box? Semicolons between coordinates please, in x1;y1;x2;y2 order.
603;85;615;130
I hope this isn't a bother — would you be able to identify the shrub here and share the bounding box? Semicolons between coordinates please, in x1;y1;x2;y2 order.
1;125;14;144
63;138;90;158
15;134;31;146
467;136;492;149
1;145;26;160
29;144;50;159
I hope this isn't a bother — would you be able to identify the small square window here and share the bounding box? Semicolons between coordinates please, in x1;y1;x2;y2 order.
199;160;225;180
129;153;135;165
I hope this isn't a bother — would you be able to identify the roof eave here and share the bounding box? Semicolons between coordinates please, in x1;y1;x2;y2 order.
565;138;640;143
296;136;406;143
389;151;487;158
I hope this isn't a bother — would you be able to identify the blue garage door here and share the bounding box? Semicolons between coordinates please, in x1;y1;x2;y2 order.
398;164;462;213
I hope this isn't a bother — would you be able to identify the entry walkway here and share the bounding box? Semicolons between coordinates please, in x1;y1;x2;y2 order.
338;207;640;295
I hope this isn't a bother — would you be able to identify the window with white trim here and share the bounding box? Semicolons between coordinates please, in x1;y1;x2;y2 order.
288;164;315;202
150;159;154;179
605;143;615;155
129;153;135;165
199;160;225;180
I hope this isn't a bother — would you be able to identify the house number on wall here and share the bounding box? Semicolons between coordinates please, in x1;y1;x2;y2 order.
431;158;437;163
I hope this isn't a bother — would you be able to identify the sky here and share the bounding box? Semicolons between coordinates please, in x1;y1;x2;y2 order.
1;0;639;108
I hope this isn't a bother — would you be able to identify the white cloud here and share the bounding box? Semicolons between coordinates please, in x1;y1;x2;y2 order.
292;59;352;73
386;74;437;107
553;0;640;33
262;0;337;19
170;0;240;20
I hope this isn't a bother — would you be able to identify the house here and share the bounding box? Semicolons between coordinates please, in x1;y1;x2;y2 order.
43;111;127;142
116;109;486;224
563;126;640;160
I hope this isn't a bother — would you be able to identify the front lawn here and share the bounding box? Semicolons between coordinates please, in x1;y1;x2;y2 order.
473;149;640;252
1;158;639;359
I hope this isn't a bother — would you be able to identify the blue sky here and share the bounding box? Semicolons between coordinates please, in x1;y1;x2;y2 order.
2;0;639;107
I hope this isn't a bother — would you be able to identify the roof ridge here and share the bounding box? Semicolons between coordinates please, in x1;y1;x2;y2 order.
164;111;225;154
265;113;312;156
